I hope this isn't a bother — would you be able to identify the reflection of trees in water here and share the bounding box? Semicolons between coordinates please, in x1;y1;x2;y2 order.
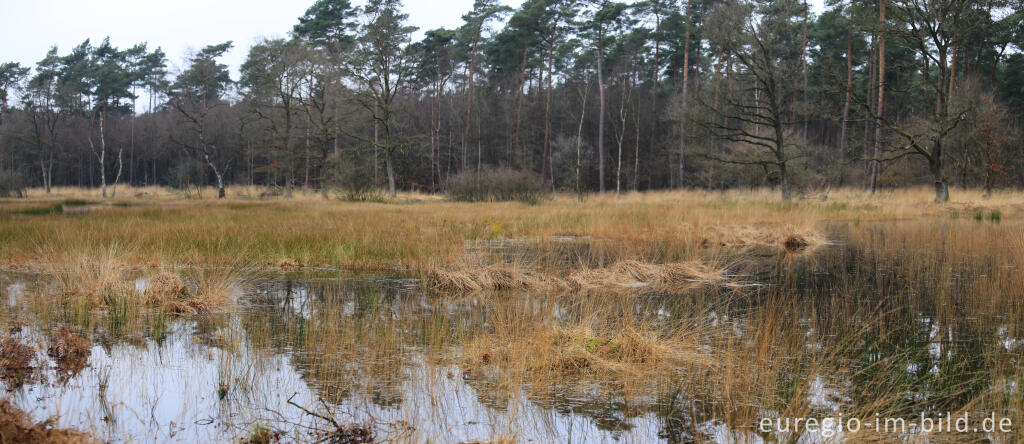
762;223;1024;420
460;372;717;442
238;275;476;408
140;224;1024;442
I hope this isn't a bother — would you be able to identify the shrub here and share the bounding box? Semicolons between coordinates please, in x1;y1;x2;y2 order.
15;204;62;215
988;208;1002;223
0;170;24;198
446;167;547;204
329;149;385;202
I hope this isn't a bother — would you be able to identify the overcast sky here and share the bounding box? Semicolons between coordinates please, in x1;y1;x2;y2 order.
2;0;825;79
1;0;525;78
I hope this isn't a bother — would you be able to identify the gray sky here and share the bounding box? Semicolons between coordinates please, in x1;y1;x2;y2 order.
0;0;524;79
2;0;824;80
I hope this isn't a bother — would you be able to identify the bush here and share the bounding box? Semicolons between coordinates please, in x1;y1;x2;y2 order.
446;168;547;204
328;149;386;202
0;170;24;198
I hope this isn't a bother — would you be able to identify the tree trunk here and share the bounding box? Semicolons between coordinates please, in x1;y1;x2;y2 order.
870;0;886;195
111;148;123;198
776;114;790;202
801;0;809;140
431;79;440;189
512;44;528;169
40;159;50;194
216;171;226;199
100;112;107;198
131;93;136;186
373;101;379;185
306;75;313;190
385;150;396;197
616;134;623;194
633;72;640;191
932;155;949;203
597;46;606;192
780;161;791;201
542;40;554;183
840;35;852;156
678;0;692;189
649;16;660;181
203;152;225;199
947;42;956;114
574;78;590;201
865;35;876;172
463;37;480;176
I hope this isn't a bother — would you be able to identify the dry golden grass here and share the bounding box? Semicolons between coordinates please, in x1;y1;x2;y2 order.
40;244;137;308
2;186;1024;441
463;320;712;380
28;244;243;315
0;185;1018;298
699;223;826;252
6;185;1017;273
566;259;725;291
423;258;726;294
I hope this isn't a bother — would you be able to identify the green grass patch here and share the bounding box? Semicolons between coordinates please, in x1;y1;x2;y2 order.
13;203;63;215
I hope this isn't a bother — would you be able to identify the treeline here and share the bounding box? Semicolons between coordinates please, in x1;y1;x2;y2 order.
0;0;1023;201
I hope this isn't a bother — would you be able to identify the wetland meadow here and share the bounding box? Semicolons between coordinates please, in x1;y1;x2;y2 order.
0;187;1022;443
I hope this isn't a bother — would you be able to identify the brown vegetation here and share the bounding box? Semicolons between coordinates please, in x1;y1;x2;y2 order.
699;223;825;252
47;328;91;375
1;188;1024;441
424;260;725;294
0;337;35;374
566;260;724;291
0;399;98;444
142;271;237;314
33;245;242;315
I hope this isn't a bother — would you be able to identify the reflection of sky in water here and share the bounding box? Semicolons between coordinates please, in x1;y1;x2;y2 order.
12;321;320;442
1;248;1021;443
7;314;675;443
2;276;682;443
6;282;25;307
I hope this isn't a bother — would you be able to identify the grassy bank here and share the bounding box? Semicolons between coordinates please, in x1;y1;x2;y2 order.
2;186;1018;273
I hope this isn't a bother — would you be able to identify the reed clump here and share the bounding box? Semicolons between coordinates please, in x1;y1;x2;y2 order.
461;295;711;387
566;260;724;291
45;246;136;308
424;263;550;292
141;271;237;314
699;224;825;253
41;248;241;315
424;260;726;294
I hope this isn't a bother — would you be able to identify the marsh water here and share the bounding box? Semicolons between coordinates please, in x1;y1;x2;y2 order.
1;221;1022;443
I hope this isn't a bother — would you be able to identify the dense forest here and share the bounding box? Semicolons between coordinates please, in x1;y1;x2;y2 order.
1;0;1023;201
